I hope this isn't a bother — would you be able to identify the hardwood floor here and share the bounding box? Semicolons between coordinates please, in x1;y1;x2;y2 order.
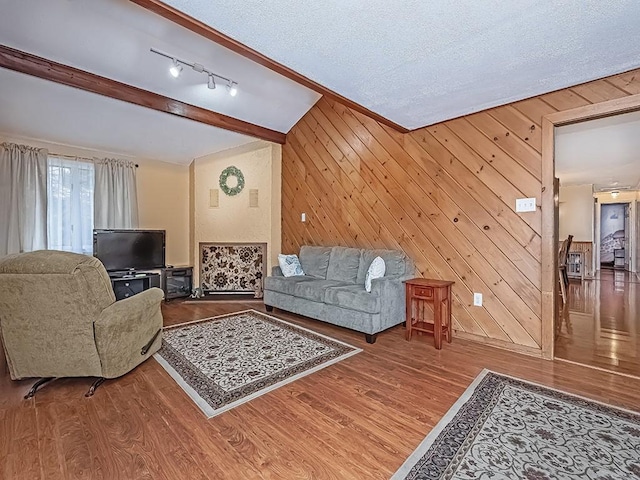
3;300;640;479
555;269;640;377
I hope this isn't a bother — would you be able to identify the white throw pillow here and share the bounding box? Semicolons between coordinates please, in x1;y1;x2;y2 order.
278;254;305;277
365;256;386;292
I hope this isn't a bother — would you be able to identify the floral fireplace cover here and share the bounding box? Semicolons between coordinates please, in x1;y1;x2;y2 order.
199;243;266;294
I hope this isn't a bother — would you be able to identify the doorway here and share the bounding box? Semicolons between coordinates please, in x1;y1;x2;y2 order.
599;203;629;270
541;97;640;355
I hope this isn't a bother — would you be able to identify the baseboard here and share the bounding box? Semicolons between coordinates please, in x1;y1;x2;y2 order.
453;331;543;358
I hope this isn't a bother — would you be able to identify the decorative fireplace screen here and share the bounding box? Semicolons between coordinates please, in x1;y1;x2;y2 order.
199;242;267;295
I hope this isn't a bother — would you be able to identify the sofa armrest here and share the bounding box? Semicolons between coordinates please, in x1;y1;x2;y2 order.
271;265;284;276
370;275;405;296
371;275;409;330
94;287;164;378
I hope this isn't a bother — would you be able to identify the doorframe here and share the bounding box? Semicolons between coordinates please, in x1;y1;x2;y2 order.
541;93;640;359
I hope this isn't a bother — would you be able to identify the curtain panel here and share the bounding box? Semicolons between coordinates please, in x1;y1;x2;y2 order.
0;143;48;256
94;158;139;229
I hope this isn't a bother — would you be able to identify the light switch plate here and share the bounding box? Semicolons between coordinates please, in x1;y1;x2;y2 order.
301;212;306;222
516;198;536;212
473;292;483;307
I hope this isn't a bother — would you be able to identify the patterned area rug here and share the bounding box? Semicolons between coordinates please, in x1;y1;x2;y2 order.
392;370;640;480
154;310;361;418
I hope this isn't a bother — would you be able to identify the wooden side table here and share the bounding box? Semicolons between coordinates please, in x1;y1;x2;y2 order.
404;278;454;349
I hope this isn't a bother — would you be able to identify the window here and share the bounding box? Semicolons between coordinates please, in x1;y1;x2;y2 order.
47;157;94;254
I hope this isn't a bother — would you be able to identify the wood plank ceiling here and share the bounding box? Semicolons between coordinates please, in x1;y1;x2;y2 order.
282;68;640;354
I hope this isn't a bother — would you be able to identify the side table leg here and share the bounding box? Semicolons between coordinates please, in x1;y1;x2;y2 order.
405;290;412;341
434;288;443;349
446;288;452;343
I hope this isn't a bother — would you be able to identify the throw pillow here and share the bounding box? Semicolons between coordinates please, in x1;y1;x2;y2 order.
278;254;305;277
365;256;386;292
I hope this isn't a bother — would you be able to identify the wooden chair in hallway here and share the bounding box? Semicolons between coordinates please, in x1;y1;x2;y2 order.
558;235;573;304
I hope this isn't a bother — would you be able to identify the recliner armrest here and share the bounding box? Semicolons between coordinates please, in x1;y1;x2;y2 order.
94;287;164;378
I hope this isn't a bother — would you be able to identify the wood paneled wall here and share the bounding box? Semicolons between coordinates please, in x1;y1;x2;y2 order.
282;68;640;354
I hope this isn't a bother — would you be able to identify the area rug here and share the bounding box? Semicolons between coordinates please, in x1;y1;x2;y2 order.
392;369;640;480
154;309;361;418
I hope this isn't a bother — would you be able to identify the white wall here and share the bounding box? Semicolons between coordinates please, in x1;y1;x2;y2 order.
559;184;594;242
192;141;281;283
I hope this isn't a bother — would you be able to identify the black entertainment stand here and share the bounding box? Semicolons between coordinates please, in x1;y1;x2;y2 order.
109;272;160;301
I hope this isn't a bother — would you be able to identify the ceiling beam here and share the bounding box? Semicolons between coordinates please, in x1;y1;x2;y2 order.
0;44;286;144
129;0;410;134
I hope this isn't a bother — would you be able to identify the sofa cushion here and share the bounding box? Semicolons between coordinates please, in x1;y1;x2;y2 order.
356;249;409;284
326;246;361;283
324;285;381;314
299;246;332;279
293;279;348;302
264;275;318;296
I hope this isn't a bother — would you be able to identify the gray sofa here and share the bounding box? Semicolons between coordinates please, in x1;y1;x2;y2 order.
264;246;415;343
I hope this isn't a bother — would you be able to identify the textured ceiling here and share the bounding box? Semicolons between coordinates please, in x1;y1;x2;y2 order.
555;110;640;192
0;0;319;162
163;0;640;130
2;0;639;162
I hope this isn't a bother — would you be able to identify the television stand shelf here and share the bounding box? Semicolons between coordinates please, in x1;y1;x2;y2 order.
109;273;160;301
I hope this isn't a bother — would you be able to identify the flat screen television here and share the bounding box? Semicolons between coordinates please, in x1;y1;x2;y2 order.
93;229;165;272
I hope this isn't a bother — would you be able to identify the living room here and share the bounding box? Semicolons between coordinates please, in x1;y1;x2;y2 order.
2;1;640;479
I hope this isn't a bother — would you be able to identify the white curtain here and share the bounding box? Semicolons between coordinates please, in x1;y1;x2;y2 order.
0;143;48;256
47;156;95;254
94;158;139;229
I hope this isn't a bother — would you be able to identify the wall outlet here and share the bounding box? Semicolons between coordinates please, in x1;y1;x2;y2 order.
473;292;483;306
515;198;536;212
301;212;306;222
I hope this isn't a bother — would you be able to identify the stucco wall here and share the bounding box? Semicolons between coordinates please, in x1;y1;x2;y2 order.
192;141;282;284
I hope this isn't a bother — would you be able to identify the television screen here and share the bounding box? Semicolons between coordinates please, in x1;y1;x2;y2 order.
93;229;165;272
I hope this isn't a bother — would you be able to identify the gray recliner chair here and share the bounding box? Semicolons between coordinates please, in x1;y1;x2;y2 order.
0;250;164;397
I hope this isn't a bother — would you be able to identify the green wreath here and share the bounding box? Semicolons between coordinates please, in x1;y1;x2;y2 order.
219;166;245;196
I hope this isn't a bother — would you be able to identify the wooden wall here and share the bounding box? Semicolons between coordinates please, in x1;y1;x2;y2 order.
282;69;640;354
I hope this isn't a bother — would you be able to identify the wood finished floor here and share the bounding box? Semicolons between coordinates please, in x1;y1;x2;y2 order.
3;300;640;479
555;269;640;377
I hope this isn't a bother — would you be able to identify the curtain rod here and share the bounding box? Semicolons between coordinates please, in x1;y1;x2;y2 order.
51;152;139;168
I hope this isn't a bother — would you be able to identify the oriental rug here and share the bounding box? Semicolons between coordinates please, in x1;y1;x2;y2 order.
392;370;640;480
154;309;361;418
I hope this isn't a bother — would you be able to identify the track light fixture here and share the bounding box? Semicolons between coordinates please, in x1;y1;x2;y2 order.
150;48;238;97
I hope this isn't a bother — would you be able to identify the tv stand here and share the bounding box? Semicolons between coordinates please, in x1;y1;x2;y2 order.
109;272;160;301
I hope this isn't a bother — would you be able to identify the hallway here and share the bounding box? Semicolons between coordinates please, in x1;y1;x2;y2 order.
555;269;640;377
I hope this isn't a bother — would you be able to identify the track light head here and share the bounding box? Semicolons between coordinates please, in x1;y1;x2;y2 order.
227;81;238;97
169;59;182;78
207;74;216;90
